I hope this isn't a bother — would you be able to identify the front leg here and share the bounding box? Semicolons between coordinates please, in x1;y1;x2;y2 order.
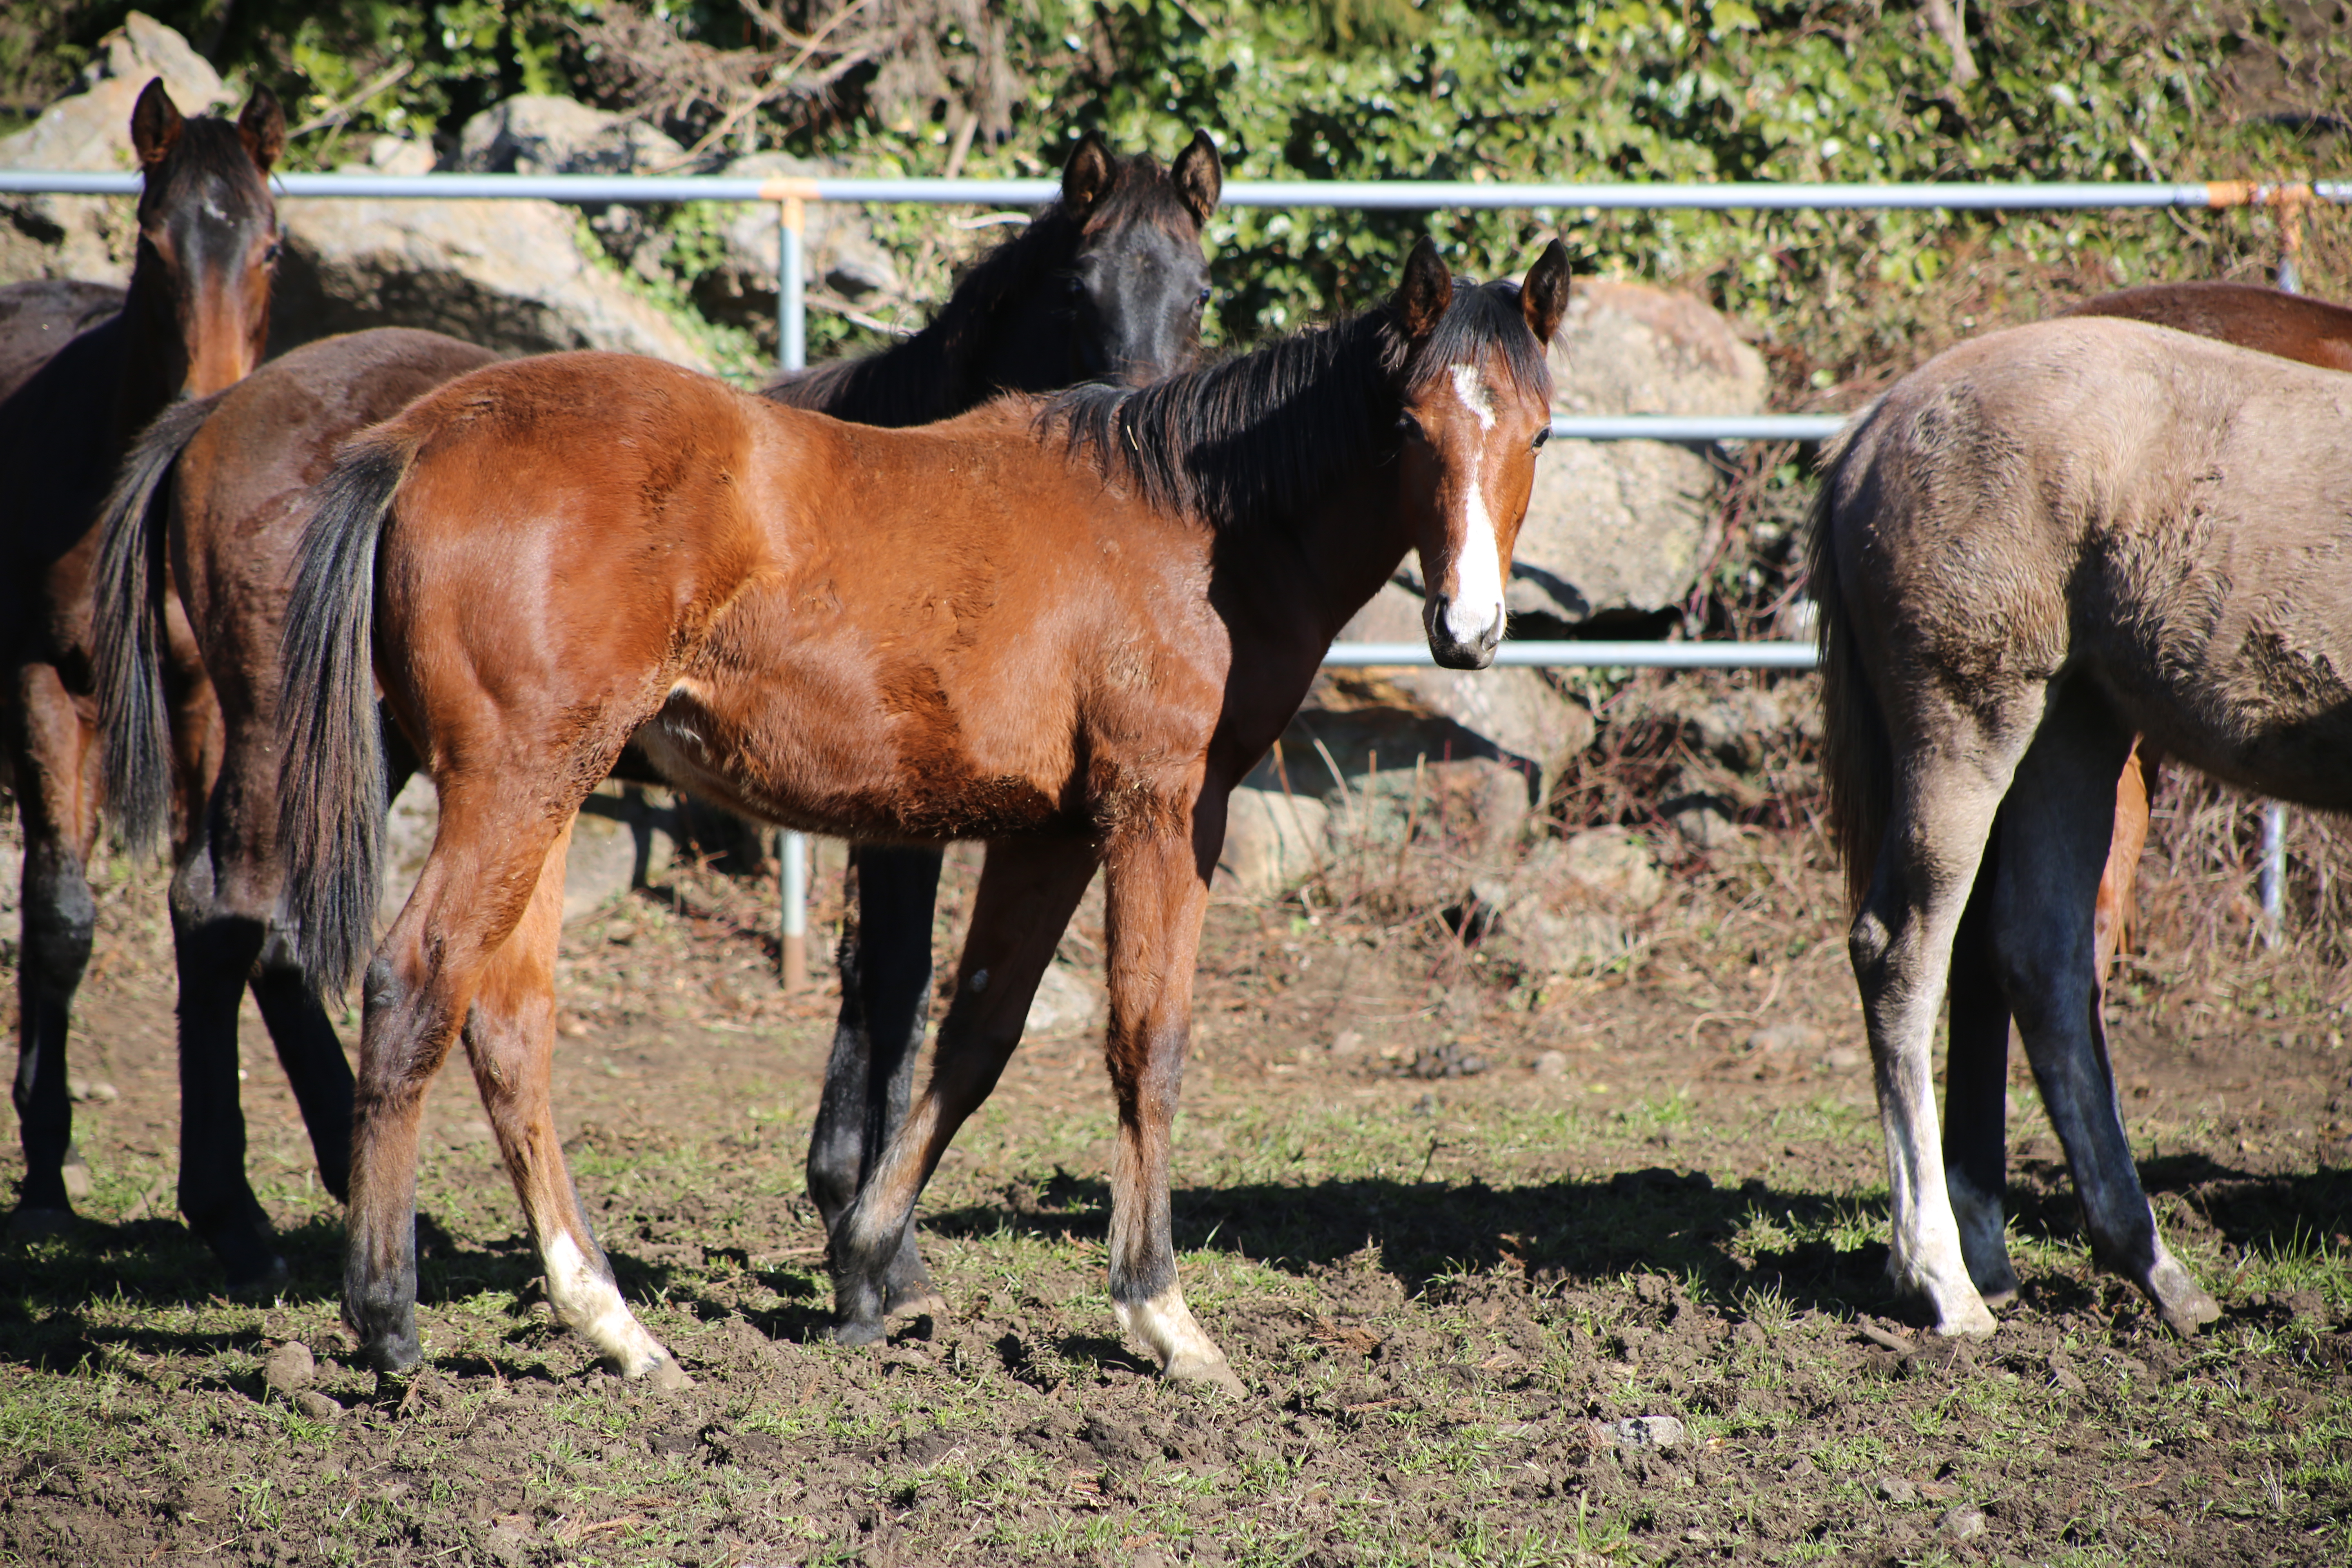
828;836;1098;1344
1100;805;1240;1394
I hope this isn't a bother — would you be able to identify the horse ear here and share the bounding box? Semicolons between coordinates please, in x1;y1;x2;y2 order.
1520;239;1571;347
130;78;183;169
239;87;287;173
1393;236;1452;340
1062;132;1115;216
1170;131;1222;228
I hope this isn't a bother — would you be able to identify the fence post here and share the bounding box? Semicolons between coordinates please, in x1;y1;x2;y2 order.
2259;192;2307;948
777;191;811;988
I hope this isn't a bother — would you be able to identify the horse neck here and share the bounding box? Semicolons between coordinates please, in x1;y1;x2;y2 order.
1216;463;1420;654
771;324;969;428
109;241;190;439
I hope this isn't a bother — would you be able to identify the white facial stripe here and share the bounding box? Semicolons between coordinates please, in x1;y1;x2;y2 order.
1443;472;1506;646
1449;363;1497;431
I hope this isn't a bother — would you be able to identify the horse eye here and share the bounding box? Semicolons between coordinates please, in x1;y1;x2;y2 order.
1195;285;1211;306
264;240;282;264
1064;275;1086;297
1531;426;1550;451
1396;414;1425;443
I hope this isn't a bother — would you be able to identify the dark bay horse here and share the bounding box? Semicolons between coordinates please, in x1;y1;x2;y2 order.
275;238;1569;1387
1811;315;2352;1337
1936;281;2352;1318
89;132;1220;1286
0;79;282;1237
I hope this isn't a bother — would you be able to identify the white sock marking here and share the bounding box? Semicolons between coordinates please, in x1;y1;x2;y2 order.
544;1230;672;1375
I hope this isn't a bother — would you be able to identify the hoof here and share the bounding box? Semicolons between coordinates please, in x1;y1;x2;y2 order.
225;1254;292;1299
1964;1256;2020;1309
1932;1301;2000;1338
1164;1348;1245;1396
831;1315;888;1348
635;1354;693;1393
7;1206;76;1239
2146;1256;2221;1336
886;1289;949;1323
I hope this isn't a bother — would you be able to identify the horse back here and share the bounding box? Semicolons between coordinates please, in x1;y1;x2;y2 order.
1832;317;2352;804
2063;280;2352;374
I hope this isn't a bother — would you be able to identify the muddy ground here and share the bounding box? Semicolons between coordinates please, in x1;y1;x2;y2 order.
1;806;2349;1566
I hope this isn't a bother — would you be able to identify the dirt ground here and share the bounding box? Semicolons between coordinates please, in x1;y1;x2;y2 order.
2;803;2350;1566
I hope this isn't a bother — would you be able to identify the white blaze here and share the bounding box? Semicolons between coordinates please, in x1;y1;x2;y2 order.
1441;364;1505;647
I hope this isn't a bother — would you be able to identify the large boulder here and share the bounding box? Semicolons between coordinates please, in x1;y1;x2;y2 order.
1510;278;1771;626
0;13;225;287
267;131;716;368
456;94;688;179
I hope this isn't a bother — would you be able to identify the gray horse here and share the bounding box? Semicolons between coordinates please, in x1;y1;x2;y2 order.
1809;313;2352;1336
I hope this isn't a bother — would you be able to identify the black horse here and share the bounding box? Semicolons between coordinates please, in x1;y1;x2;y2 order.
88;127;1221;1285
2;79;283;1236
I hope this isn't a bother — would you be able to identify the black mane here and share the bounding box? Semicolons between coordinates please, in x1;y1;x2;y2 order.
1044;278;1550;531
762;150;1187;428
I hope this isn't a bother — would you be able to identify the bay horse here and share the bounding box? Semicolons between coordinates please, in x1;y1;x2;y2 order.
274;237;1569;1387
89;132;1221;1287
0;79;282;1239
1936;280;2352;1318
1811;314;2352;1337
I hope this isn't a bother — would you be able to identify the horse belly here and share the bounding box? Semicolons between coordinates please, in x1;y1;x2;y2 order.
2089;522;2352;812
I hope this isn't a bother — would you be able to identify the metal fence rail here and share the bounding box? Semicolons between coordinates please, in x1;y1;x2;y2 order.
12;163;2339;969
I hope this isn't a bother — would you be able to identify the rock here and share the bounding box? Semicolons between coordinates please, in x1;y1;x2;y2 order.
380;777;681;929
1025;961;1105;1038
1875;1474;1918;1503
268;120;718;368
1500;907;1631;978
1665;796;1745;852
457;95;687;179
59;1150;91;1202
0;13;226;288
1820;1046;1867;1074
1612;1414;1688;1450
1330;1029;1367;1059
263;1340;315;1395
66;1077;118;1104
1512;279;1771;625
1216;785;1331;897
1746;1022;1824;1056
294;1389;345;1421
1550;829;1666;911
1939;1503;1989;1541
1532;1049;1569;1078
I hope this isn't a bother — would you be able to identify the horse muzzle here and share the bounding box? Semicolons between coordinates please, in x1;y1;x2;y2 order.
1425;595;1504;670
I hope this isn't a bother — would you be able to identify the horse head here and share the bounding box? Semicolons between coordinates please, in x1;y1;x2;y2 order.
968;130;1221;395
1388;236;1570;670
128;78;283;401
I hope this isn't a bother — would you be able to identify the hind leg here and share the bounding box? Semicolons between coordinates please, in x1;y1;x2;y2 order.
806;844;944;1316
1851;694;2045;1335
1944;825;2020;1306
8;663;100;1230
1990;694;2217;1334
461;818;682;1383
345;791;579;1374
829;836;1098;1344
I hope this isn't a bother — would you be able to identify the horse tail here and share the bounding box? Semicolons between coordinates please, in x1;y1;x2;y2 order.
94;392;226;858
276;429;422;997
1805;406;1891;916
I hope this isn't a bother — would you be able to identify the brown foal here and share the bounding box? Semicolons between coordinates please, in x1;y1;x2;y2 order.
276;238;1571;1388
